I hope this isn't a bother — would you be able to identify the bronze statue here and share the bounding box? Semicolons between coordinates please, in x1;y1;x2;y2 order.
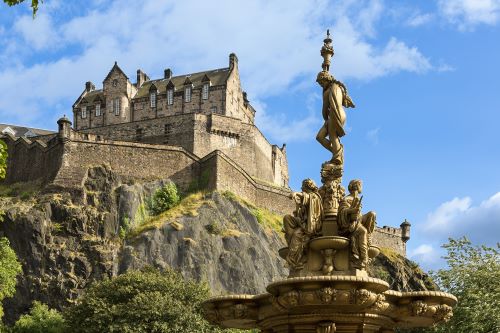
337;179;376;269
283;179;323;270
316;71;355;165
316;31;355;165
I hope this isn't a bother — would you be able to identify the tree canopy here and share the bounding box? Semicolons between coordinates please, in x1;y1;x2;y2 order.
10;302;66;333
400;238;500;333
64;267;238;333
0;237;22;321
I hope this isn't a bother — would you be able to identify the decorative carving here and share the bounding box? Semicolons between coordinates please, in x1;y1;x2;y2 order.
278;290;300;307
369;294;390;313
410;300;429;316
270;296;287;313
202;307;219;323
319;162;344;216
337;179;377;270
432;304;453;323
317;287;337;304
233;303;248;319
354;289;375;305
317;321;336;333
283;179;323;270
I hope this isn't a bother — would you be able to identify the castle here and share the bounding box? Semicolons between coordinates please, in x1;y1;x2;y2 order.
1;54;410;256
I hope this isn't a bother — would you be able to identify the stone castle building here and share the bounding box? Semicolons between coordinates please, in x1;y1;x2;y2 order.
1;54;410;256
72;54;288;188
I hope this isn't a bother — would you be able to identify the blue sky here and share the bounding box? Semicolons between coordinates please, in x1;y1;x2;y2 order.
1;0;499;271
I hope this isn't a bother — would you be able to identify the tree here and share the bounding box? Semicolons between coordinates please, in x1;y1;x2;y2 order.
148;182;180;215
0;237;22;321
10;301;66;333
64;267;239;333
400;238;500;333
0;140;7;180
2;0;41;17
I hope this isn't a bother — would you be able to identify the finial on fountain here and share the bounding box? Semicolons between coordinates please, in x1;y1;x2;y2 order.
320;29;334;71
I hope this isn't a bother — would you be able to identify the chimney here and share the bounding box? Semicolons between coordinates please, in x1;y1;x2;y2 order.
164;68;172;79
229;53;238;70
85;81;95;92
137;69;149;88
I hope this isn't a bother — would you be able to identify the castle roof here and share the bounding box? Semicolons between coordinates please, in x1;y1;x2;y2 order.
79;89;104;104
133;67;230;99
0;123;55;138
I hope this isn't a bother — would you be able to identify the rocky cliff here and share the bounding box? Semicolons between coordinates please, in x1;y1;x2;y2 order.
0;166;435;324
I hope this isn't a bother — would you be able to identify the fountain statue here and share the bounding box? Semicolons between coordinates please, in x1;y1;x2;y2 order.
202;30;456;333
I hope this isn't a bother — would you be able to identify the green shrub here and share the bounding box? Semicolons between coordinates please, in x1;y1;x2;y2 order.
0;237;22;320
148;183;180;216
64;267;235;333
11;301;66;333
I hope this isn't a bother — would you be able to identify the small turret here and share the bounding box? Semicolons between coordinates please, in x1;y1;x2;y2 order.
57;115;72;142
400;219;411;242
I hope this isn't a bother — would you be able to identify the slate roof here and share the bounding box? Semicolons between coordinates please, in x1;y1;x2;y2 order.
134;67;230;99
0;123;55;138
80;89;104;104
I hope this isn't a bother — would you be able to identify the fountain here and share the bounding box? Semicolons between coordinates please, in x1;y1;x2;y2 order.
202;30;456;333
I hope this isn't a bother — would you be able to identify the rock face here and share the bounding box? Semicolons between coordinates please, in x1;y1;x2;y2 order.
0;166;435;323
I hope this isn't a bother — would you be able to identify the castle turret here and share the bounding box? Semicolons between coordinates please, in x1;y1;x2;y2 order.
400;219;411;242
57;115;72;142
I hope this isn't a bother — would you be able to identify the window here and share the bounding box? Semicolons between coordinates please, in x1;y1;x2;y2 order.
95;104;101;116
210;106;218;114
202;83;209;100
184;86;191;102
167;89;174;105
150;92;156;108
136;128;143;141
81;106;87;119
113;98;120;115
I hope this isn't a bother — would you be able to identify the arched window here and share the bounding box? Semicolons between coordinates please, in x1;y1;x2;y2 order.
150;92;157;108
202;83;209;100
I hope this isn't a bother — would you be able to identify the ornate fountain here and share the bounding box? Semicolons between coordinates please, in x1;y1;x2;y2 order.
202;30;456;333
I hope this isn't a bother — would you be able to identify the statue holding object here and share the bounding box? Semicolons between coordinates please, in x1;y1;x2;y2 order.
282;179;323;270
337;179;376;269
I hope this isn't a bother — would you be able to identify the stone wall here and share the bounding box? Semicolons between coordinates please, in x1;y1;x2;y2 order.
77;113;289;187
2;132;408;256
2;134;63;185
372;226;407;257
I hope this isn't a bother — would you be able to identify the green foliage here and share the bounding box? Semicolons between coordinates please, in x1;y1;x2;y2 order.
0;237;22;320
205;221;223;235
148;182;180;216
11;301;66;333
401;238;500;333
3;0;41;17
0;140;7;180
64;267;237;333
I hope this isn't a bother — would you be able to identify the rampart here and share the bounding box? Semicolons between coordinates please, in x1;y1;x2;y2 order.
1;126;410;256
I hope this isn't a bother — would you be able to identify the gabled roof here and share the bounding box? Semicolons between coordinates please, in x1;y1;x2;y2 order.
134;67;230;99
75;89;104;106
103;61;129;82
0;123;55;138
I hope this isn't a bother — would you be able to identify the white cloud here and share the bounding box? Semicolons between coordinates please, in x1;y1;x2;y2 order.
413;192;500;269
13;12;59;50
438;0;500;29
406;13;434;27
409;244;439;266
0;0;435;135
255;93;322;143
